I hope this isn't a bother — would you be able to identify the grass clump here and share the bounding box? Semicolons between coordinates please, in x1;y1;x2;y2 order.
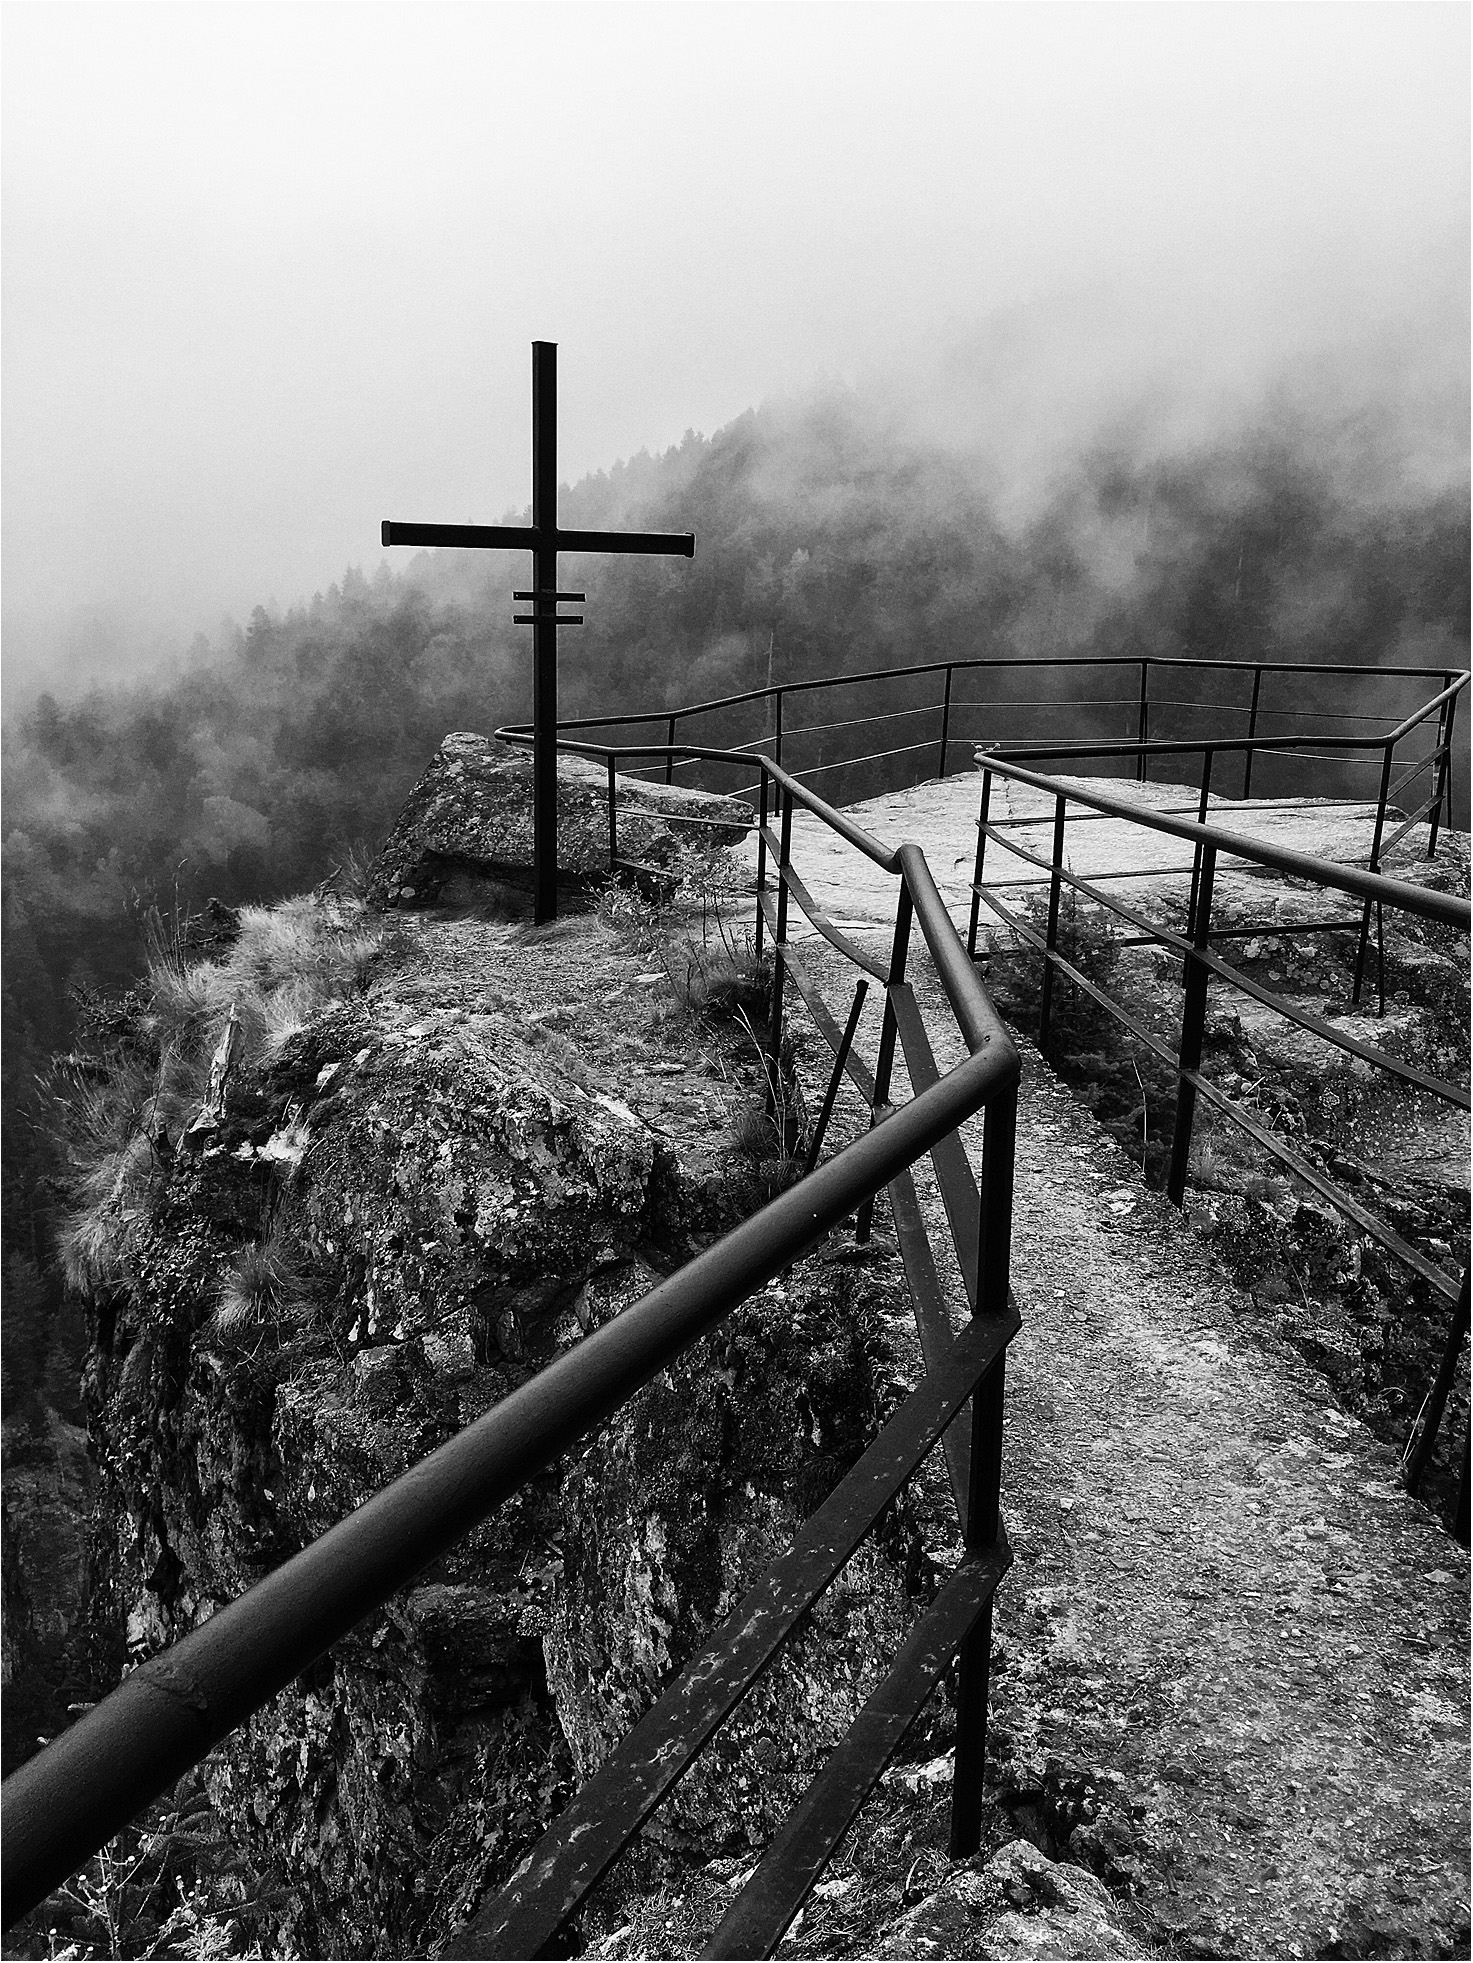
214;1226;309;1341
45;893;387;1297
601;842;771;1025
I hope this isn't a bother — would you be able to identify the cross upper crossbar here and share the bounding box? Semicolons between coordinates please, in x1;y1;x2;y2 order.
382;521;693;558
382;340;695;920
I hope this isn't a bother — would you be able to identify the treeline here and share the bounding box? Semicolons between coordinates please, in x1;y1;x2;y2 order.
2;381;1469;1420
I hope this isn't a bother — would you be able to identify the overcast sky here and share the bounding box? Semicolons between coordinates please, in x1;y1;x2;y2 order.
3;1;1467;687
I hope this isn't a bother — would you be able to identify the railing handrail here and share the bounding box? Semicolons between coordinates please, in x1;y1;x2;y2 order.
2;736;1018;1929
973;752;1471;932
1382;671;1469;746
501;650;1465;739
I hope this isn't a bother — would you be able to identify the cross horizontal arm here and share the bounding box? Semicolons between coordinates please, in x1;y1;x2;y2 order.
555;527;695;558
381;521;694;558
381;521;537;550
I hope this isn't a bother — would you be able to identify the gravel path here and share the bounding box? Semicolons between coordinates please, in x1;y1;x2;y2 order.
779;769;1469;1960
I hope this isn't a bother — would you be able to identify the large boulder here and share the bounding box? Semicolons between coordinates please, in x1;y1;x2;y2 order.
367;732;752;910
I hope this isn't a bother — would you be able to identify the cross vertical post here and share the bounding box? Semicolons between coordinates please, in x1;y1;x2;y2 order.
382;342;695;922
532;341;559;923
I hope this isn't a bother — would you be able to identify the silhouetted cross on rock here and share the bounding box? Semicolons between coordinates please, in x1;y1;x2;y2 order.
382;341;694;922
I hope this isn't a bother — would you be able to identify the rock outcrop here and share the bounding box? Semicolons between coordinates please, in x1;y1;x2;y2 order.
865;1838;1146;1960
59;882;931;1957
367;732;752;911
1;1408;115;1776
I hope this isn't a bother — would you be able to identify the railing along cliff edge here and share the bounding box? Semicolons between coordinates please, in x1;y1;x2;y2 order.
2;747;1021;1963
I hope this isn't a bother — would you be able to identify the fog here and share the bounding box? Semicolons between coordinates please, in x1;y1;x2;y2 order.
3;2;1466;698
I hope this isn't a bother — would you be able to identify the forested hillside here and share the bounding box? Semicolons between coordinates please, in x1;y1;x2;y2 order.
3;380;1468;1428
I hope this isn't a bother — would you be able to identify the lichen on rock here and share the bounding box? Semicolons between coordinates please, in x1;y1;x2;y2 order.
366;731;752;911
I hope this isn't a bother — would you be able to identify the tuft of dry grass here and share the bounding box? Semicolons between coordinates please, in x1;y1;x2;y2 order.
46;893;389;1297
214;1232;306;1338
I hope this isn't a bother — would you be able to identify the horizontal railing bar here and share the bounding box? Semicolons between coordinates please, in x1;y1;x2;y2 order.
983;886;1462;1299
507;734;903;869
1192;956;1470;1112
1148;702;1417;724
1194;917;1365;940
977;833;1469;1107
977;859;1203;887
755;843;889;985
975;755;1470;930
703;1542;1010;1961
1389;751;1438;797
977;795;1364;833
887;1167;970;1519
950;695;1136;711
1;1025;1018;1925
1108;918;1365;949
626;804;753;829
1378;796;1443;860
776;860;890;983
1255;747;1386;766
1383;672;1469;745
783;703;942;739
1180;1067;1464;1302
988;733;1397;761
527;656;1462;738
795;738;941;776
889;984;981;1308
450;1306;1020;1961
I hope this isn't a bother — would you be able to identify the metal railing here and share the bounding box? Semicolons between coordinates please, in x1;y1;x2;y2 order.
8;649;1468;1942
540;652;1464;841
967;748;1470;1524
3;746;1021;1963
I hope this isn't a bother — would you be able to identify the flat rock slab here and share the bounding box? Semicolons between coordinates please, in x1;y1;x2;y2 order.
369;732;752;909
735;766;1429;943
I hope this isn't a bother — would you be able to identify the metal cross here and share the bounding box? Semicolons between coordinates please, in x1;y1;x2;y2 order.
382;340;695;922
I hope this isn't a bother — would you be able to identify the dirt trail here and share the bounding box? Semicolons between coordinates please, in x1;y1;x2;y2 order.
780;769;1468;1960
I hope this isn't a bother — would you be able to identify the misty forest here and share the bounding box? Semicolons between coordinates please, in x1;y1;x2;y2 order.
4;379;1468;1443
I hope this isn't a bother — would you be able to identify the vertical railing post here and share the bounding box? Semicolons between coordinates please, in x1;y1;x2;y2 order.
664;714;677;785
1404;1272;1470;1509
1352;743;1395;1007
938;665;954;781
606;754;618;873
1167;843;1216;1205
1428;676;1454;859
1136;659;1149;783
1182;747;1215;983
1242;666;1263;799
765;786;794;1115
855;884;913;1245
753;771;769;964
967;769;993;960
950;1077;1016;1856
1036;795;1067;1054
1441;681;1459;839
774;688;784;773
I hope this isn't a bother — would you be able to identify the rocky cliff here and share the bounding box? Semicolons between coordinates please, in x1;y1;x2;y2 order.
27;738;953;1957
